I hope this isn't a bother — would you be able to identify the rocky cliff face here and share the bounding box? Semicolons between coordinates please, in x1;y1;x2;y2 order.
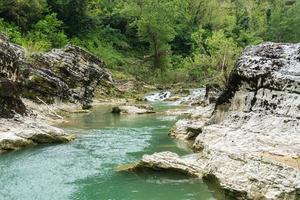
215;42;299;120
0;33;27;118
0;33;112;118
0;33;112;152
134;43;300;200
25;45;112;109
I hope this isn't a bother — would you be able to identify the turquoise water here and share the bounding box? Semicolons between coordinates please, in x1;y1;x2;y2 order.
0;105;216;200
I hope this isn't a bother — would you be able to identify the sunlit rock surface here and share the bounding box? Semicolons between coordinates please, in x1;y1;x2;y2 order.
0;116;74;152
0;33;113;152
112;104;155;115
26;45;113;109
134;43;300;200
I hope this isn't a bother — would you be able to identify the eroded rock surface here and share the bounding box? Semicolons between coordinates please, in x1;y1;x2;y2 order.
0;33;111;152
0;33;27;118
134;43;300;200
169;104;215;141
0;116;74;152
26;45;113;109
135;152;203;176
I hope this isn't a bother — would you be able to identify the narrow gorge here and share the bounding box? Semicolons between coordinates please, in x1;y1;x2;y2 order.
0;33;299;200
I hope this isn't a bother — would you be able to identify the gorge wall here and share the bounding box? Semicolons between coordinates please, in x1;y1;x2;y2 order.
0;33;27;118
135;43;300;200
0;33;112;152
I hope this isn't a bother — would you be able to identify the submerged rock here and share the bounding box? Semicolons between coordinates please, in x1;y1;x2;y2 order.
134;43;300;200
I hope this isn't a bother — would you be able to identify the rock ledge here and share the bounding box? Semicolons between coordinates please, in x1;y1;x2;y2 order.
132;43;300;200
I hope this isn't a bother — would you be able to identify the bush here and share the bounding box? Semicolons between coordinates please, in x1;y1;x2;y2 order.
180;29;242;87
0;14;68;53
0;18;23;43
24;14;68;52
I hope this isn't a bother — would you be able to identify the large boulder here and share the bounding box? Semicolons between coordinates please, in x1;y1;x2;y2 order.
0;116;74;152
133;43;300;200
25;45;113;109
216;42;299;118
112;104;155;115
0;33;112;152
0;33;113;117
0;33;27;118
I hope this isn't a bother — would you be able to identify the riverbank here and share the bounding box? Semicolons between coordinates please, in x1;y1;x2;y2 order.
2;30;299;200
0;102;219;200
130;43;300;200
0;32;112;152
0;32;205;154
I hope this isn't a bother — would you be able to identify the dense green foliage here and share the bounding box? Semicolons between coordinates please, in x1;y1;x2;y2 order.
0;0;299;86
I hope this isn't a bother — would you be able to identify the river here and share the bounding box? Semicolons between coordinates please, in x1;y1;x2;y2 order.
0;103;216;200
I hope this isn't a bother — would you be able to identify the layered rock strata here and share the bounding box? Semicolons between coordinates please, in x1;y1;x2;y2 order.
0;33;112;152
134;43;300;200
0;33;27;118
26;45;112;109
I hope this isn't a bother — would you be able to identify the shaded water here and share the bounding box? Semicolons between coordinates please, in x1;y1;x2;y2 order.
0;104;216;200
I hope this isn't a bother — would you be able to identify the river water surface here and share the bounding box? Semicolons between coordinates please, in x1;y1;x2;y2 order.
0;104;216;200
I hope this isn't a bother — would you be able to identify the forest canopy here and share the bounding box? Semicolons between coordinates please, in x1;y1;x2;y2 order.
0;0;299;86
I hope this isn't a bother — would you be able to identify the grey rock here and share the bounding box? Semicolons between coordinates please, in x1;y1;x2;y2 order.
134;43;300;200
134;152;203;176
0;116;74;152
1;33;113;117
0;33;112;152
26;45;113;109
112;104;155;115
0;33;27;118
169;104;214;141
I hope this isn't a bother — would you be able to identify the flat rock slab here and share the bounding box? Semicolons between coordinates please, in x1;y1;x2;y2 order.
0;117;74;152
112;105;156;115
134;152;203;177
133;43;300;200
133;151;300;200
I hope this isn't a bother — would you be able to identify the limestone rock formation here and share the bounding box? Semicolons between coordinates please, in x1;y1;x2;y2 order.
112;104;155;115
0;33;112;152
0;33;27;118
1;33;113;116
169;104;215;141
133;43;300;200
0;116;74;152
25;45;113;109
134;152;203;176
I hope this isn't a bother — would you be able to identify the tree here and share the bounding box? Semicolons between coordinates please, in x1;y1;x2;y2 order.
16;13;67;53
267;0;300;42
119;0;181;73
0;0;48;31
1;0;299;85
183;29;241;85
47;0;94;36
